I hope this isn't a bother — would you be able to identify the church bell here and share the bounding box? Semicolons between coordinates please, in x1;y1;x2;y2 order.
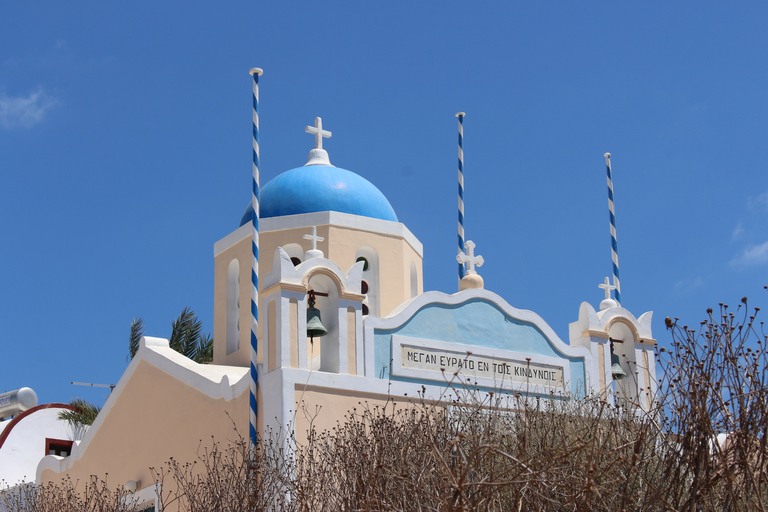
306;291;328;341
610;342;627;380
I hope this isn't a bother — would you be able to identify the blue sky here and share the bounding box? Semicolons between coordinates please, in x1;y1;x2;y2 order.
2;2;767;406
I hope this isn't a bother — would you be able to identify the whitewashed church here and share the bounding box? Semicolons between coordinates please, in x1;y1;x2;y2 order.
34;112;657;510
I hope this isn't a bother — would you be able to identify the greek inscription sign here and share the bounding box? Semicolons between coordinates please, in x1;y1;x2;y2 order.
400;344;564;387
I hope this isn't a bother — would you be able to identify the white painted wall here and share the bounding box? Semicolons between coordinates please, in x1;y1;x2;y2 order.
0;407;75;488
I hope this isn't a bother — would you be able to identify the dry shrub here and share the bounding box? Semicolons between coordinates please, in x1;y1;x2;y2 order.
0;476;137;512
150;428;294;512
290;392;666;512
659;296;768;511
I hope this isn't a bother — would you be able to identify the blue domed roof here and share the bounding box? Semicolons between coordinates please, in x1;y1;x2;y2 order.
240;164;398;226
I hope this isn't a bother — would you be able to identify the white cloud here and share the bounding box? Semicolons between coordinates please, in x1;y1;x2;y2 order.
673;276;704;293
732;221;744;241
729;241;768;268
0;87;58;129
748;192;768;212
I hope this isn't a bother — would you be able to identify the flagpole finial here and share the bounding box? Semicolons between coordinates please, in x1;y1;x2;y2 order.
604;152;611;159
456;112;465;118
249;68;263;76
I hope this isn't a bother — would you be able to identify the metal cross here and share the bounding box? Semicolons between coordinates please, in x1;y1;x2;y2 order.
457;240;484;274
598;277;617;300
303;226;324;251
305;117;332;150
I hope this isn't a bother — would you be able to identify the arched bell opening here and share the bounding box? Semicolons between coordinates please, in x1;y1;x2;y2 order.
306;273;341;373
282;243;304;267
608;320;639;407
355;247;380;317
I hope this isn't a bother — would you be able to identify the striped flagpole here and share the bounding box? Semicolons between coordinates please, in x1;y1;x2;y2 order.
604;153;621;305
249;67;263;449
456;112;466;282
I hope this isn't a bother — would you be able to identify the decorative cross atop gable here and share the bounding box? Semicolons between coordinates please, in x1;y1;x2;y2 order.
457;240;484;275
598;277;617;300
305;117;332;150
303;226;324;251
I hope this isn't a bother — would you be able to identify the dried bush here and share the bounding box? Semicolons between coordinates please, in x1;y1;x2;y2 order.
0;476;137;512
659;294;768;511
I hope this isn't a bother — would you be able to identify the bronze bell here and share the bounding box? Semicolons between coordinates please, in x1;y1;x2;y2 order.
610;344;627;380
306;291;328;341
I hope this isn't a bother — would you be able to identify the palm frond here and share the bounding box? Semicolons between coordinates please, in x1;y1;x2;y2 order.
193;333;214;364
58;398;101;428
131;307;213;365
169;307;196;354
127;317;144;362
169;307;212;363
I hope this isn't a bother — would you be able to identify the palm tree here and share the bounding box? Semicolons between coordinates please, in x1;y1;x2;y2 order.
166;307;213;364
128;307;213;363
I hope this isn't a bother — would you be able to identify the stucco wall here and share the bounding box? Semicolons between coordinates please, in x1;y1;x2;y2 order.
40;360;249;494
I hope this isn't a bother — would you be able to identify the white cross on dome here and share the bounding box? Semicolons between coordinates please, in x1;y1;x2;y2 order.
305;117;332;150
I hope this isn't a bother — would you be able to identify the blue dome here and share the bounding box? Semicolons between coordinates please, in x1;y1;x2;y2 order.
240;164;398;225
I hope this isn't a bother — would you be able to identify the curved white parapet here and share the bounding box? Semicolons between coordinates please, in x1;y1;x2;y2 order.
1;404;74;488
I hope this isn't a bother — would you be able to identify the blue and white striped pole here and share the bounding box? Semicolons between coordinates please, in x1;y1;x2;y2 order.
249;67;263;449
604;153;621;305
456;112;466;282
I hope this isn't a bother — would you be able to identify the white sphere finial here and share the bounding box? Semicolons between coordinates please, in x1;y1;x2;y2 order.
249;68;263;77
604;152;611;159
598;277;618;310
459;273;484;290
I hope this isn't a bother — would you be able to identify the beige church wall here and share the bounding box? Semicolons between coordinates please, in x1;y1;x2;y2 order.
213;234;253;367
292;386;404;446
40;360;249;497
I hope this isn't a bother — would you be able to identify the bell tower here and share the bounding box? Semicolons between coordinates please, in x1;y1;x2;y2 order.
258;244;366;378
568;280;658;410
213;117;423;368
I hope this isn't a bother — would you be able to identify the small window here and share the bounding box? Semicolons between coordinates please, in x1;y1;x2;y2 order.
45;438;73;457
362;304;369;316
361;280;369;294
356;256;369;271
291;257;302;267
